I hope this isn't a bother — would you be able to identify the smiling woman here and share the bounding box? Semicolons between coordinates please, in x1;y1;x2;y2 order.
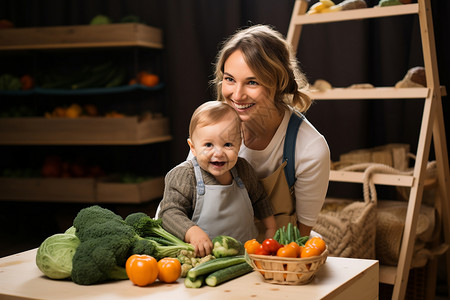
211;24;330;240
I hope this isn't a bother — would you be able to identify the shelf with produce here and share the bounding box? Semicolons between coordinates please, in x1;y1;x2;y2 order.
306;86;446;100
291;3;418;25
0;23;163;51
0;176;165;203
0;83;165;96
0;116;171;146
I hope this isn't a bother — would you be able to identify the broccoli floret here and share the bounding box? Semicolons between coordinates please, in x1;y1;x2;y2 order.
73;205;123;235
212;235;244;258
71;236;130;285
125;212;194;251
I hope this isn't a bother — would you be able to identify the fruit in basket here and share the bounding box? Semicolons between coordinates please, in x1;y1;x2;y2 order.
261;238;282;255
305;237;326;254
301;237;327;258
276;246;298;258
244;239;261;255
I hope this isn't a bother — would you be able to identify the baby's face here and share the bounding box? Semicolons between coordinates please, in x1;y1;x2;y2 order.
189;115;241;182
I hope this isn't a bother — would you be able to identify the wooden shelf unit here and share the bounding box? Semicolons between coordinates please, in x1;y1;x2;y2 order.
287;1;450;300
0;23;169;203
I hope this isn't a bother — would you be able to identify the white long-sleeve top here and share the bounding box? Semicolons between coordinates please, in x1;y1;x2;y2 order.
239;107;330;227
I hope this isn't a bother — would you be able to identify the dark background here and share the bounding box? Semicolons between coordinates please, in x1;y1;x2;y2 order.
0;0;448;262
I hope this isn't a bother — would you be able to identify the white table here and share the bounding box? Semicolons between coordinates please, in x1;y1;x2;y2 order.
0;249;379;300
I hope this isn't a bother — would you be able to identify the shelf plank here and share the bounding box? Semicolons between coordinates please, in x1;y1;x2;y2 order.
330;170;414;187
306;87;430;100
379;265;397;285
0;135;173;146
291;3;419;25
0;23;163;51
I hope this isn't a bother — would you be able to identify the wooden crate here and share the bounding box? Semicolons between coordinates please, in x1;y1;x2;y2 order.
0;23;163;50
0;177;96;202
0;117;170;144
96;176;165;203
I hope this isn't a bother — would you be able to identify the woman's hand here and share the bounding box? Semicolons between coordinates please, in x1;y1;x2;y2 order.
185;226;213;257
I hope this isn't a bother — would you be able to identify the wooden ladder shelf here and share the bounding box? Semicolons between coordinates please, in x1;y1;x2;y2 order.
286;1;450;299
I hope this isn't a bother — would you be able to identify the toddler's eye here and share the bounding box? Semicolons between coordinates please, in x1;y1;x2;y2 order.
205;143;213;148
224;142;233;147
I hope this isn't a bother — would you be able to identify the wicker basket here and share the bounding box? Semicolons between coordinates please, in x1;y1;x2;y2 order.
245;248;328;285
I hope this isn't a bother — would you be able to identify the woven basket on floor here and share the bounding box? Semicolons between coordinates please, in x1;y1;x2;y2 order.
245;248;328;285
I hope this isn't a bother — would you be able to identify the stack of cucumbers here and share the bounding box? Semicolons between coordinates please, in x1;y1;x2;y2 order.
184;255;253;288
38;61;126;90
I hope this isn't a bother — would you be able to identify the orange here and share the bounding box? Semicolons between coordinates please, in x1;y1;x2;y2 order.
286;242;301;258
126;254;158;287
305;237;326;254
276;246;297;258
157;257;181;283
20;74;34;90
300;245;322;258
138;71;159;87
244;239;261;255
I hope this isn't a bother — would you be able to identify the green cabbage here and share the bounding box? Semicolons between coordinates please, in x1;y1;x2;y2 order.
35;232;80;279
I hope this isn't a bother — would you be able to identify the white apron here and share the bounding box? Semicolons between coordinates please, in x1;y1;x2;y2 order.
191;158;258;243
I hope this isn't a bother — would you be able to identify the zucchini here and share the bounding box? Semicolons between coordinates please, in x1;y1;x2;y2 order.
184;275;204;288
187;256;245;281
205;262;253;287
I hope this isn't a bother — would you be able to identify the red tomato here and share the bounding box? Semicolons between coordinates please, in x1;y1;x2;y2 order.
254;244;270;255
261;238;282;255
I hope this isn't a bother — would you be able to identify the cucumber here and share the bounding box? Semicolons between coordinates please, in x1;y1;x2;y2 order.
105;67;126;87
184;275;204;288
71;63;116;89
187;256;245;281
205;262;253;287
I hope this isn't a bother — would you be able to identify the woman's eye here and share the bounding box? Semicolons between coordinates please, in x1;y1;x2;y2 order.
248;80;258;86
224;76;234;82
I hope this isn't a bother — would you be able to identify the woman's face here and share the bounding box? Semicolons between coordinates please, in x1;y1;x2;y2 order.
221;50;276;123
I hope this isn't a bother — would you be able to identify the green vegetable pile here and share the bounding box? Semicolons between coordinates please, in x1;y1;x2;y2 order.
0;73;21;91
38;61;126;90
273;223;309;246
183;235;251;288
35;205;194;285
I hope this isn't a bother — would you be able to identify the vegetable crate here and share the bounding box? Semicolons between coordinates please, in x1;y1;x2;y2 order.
246;248;328;285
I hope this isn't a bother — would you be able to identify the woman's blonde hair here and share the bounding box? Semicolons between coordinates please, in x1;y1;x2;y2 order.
189;101;242;140
212;24;311;113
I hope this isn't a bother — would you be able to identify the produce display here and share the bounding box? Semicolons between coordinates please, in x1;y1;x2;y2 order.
35;205;251;288
35;205;326;288
244;224;326;259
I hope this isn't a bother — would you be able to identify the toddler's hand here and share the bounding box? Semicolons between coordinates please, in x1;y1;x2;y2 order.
185;226;213;257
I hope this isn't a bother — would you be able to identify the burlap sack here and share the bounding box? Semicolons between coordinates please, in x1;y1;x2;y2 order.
313;197;377;259
376;200;437;267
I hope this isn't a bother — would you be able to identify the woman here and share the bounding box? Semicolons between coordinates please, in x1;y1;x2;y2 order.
212;24;330;238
